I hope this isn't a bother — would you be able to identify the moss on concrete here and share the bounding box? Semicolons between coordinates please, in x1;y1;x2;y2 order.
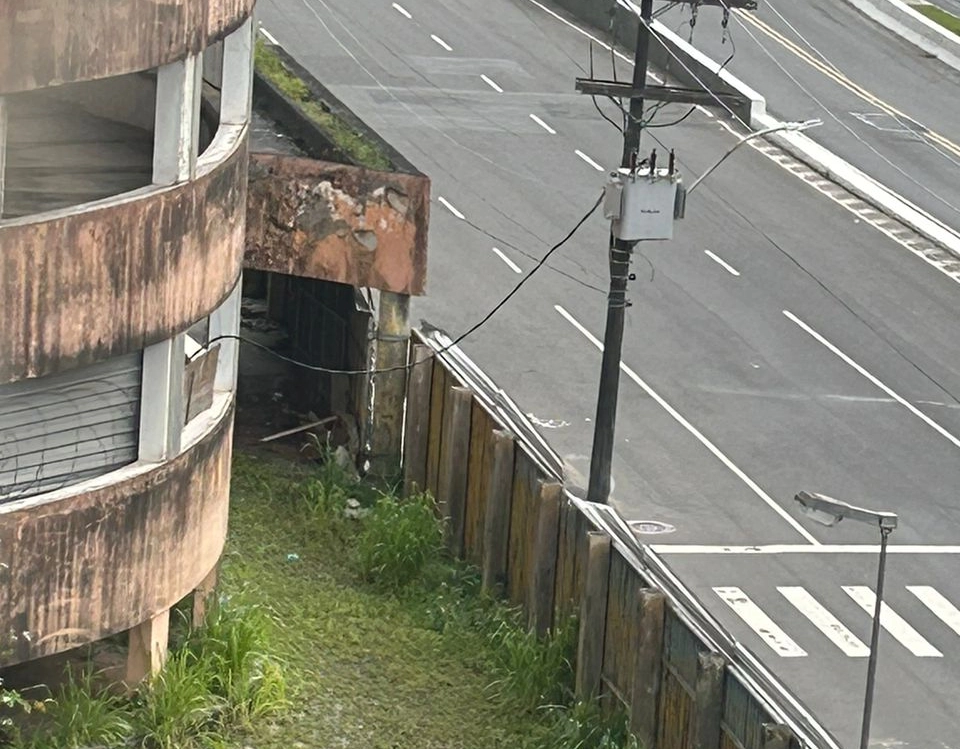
254;39;392;170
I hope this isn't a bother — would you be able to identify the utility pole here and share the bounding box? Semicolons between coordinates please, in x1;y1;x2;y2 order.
577;0;756;504
585;0;654;506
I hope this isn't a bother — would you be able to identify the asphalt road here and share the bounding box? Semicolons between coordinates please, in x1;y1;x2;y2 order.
257;0;960;744
657;0;960;232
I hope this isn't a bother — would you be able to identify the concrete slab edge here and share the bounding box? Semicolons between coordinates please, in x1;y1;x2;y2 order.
839;0;960;74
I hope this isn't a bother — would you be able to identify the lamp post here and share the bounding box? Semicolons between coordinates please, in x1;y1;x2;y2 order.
793;491;898;749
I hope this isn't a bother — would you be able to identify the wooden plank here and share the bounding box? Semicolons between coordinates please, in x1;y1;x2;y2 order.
554;495;577;622
436;386;472;556
602;554;641;709
575;531;612;700
402;343;433;496
425;358;447;499
506;449;539;607
631;588;666;749
761;724;792;749
464;403;493;565
481;429;516;596
528;480;562;636
691;652;725;749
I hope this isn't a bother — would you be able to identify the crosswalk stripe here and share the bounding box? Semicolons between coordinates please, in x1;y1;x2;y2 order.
842;586;943;657
907;586;960;637
714;587;808;657
778;587;870;657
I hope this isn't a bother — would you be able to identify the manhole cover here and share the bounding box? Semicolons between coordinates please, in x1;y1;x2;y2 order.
628;520;676;535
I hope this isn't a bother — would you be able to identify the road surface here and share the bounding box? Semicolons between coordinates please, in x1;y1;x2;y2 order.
257;0;960;744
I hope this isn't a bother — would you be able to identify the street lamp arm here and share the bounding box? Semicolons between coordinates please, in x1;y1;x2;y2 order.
687;119;822;194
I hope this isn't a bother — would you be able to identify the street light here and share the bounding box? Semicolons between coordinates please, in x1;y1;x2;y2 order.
793;491;898;749
687;119;823;194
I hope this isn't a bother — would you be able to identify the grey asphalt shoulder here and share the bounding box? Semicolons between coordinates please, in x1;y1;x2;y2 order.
840;0;960;73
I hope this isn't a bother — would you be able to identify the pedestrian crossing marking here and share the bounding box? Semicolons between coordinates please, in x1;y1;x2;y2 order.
842;586;943;657
714;586;808;657
907;585;960;638
777;586;869;657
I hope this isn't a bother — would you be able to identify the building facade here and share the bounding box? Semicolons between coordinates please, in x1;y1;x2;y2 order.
0;0;256;681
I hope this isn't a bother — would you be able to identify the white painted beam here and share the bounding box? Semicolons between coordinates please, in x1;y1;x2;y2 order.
153;55;203;184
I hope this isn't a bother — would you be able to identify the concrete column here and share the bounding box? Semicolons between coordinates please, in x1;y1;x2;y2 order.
139;335;186;461
0;97;7;217
125;609;171;685
209;278;242;392
153;54;202;184
369;291;410;479
192;566;219;628
220;17;255;126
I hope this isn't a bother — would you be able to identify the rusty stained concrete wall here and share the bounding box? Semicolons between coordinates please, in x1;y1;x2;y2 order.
0;139;248;385
245;154;429;296
0;0;255;95
0;406;234;666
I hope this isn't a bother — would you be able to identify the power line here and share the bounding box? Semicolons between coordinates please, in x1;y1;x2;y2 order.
198;192;605;376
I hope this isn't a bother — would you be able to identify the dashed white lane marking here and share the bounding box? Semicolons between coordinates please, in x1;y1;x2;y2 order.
574;149;604;171
259;27;280;45
714;587;808;657
491;247;522;274
783;310;960;451
529;114;557;134
391;2;412;18
437;196;465;219
704;250;741;276
843;586;943;657
778;586;869;657
430;34;453;51
907;586;960;638
555;305;819;545
480;74;503;93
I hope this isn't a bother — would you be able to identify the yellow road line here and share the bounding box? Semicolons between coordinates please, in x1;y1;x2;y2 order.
734;9;960;160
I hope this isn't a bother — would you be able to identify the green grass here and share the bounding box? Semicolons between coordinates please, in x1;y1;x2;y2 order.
222;450;642;748
914;3;960;36
254;39;393;169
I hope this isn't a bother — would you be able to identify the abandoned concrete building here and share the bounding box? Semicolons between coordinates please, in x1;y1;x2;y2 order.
0;0;256;682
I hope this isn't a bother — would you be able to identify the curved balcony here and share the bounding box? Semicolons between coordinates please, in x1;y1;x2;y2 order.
0;121;248;384
0;393;234;666
0;0;256;96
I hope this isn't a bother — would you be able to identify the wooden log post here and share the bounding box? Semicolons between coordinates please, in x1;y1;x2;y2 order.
191;566;219;629
691;651;725;749
528;481;563;636
436;386;472;556
402;343;433;497
630;587;666;749
575;531;612;700
481;429;516;595
762;724;794;749
125;609;171;687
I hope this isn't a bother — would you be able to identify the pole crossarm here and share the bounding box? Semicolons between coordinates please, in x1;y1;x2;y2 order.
575;78;747;111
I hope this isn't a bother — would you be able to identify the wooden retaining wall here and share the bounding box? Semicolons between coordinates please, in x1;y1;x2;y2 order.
402;335;803;749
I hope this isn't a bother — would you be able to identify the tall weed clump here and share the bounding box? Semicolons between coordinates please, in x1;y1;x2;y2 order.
357;492;444;590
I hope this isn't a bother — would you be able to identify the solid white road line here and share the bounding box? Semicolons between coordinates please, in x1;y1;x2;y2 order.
704;250;741;276
391;2;412;18
259;27;280;45
907;586;960;637
492;247;522;274
437;196;465;219
430;34;453;51
650;544;960;554
480;74;503;93
783;310;960;452
574;150;604;171
714;587;808;657
843;586;943;657
555;305;819;545
529;114;557;134
778;586;869;657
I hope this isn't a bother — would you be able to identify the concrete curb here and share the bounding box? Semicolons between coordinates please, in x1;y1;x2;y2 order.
840;0;960;74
